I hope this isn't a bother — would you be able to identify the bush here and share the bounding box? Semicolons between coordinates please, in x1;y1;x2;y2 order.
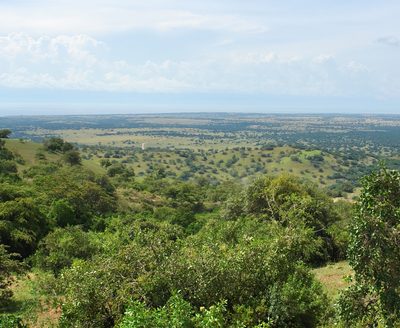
58;221;184;327
56;217;329;327
0;245;20;307
33;227;101;275
44;137;65;152
0;314;26;328
33;166;117;228
44;137;74;153
160;219;325;306
118;293;227;328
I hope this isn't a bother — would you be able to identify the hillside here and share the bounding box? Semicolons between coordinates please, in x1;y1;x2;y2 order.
1;115;400;327
5;113;400;199
3;138;363;199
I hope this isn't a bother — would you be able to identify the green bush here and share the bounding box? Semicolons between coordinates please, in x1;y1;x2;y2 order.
56;217;329;327
0;245;20;306
58;221;184;327
33;226;101;275
0;197;46;257
223;175;342;264
119;295;231;328
0;314;26;328
0;129;12;139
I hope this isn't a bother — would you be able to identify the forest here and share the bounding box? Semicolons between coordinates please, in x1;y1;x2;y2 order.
0;114;400;327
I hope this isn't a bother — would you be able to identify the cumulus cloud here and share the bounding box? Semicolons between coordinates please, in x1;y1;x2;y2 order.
0;1;399;105
0;33;379;98
0;34;104;65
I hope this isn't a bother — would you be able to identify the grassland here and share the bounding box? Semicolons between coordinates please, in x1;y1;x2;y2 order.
4;112;400;199
6;137;351;195
5;139;60;168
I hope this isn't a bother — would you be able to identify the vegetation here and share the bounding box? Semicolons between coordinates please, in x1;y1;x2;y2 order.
0;129;12;139
0;245;20;306
338;168;400;327
0;115;399;327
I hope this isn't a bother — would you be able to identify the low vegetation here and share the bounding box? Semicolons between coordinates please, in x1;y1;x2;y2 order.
0;115;399;327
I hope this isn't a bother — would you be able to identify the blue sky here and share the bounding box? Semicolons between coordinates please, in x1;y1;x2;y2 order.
0;0;399;115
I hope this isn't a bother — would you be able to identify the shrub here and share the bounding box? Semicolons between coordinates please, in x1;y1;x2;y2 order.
33;227;101;275
0;314;26;328
0;245;20;306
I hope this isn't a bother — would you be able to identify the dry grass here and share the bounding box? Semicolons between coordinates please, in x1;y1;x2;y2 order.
9;273;61;328
313;261;353;299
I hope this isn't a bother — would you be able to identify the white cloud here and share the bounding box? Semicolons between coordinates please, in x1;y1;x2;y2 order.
345;61;369;74
0;33;104;66
0;33;396;99
0;0;399;110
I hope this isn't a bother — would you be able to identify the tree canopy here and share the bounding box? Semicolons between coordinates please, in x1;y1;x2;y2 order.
0;129;12;139
339;168;400;327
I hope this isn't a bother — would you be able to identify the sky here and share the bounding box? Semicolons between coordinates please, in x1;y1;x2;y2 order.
0;0;399;115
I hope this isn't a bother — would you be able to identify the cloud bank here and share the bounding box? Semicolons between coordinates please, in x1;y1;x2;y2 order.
0;1;399;112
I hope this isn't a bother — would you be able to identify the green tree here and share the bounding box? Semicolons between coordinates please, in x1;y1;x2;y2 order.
338;168;400;326
49;199;77;227
58;221;184;327
0;197;46;257
33;226;100;275
223;175;342;263
33;166;117;227
63;150;82;166
107;163;134;178
0;140;18;181
44;137;65;152
0;129;12;139
44;137;74;153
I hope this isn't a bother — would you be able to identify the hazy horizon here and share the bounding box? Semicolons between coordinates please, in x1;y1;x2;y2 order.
2;108;400;117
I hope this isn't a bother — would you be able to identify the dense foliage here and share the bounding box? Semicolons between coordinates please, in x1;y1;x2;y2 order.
338;168;400;327
223;175;347;263
0;134;399;327
0;245;20;306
